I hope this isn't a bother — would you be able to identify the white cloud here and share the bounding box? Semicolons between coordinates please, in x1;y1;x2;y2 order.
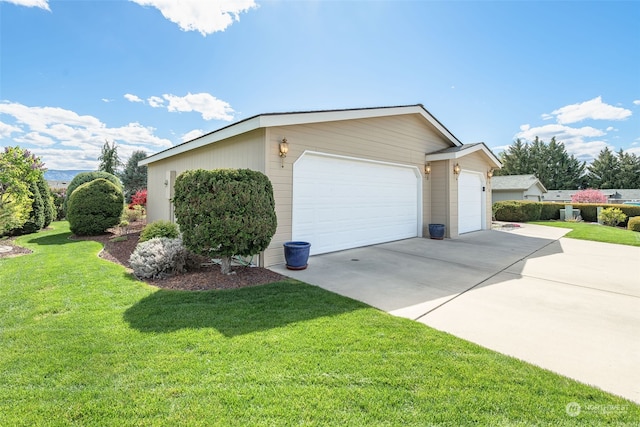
101;98;113;103
0;0;50;10
131;0;257;36
633;100;640;105
0;101;172;170
124;93;144;103
515;123;609;162
0;120;22;138
162;92;234;121
550;96;632;124
147;96;165;108
181;128;205;142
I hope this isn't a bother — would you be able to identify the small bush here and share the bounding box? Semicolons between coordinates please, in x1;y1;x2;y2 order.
15;181;44;235
493;201;542;222
129;237;187;279
600;207;627;227
139;220;179;243
123;204;145;223
67;178;124;236
130;189;147;207
627;216;640;232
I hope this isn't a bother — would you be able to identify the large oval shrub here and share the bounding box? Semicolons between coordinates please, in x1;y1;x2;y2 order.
67;178;124;235
173;169;277;274
63;171;121;214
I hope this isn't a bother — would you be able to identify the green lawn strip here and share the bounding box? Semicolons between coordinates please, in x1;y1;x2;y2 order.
1;222;638;426
530;221;640;246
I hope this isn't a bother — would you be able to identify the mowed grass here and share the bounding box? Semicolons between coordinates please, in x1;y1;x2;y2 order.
1;222;638;426
530;221;640;246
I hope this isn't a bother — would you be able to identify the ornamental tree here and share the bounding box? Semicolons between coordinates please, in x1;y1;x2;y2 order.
571;189;608;204
173;169;277;275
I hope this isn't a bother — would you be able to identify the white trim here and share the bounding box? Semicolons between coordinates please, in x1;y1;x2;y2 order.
140;105;462;166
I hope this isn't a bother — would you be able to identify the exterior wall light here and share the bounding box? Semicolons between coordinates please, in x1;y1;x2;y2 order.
453;163;461;179
424;162;431;179
487;168;494;180
279;138;289;168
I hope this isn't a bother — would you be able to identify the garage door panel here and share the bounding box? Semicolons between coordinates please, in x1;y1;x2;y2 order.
458;171;483;234
293;153;420;255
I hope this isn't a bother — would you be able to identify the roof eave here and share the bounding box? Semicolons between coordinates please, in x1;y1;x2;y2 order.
425;143;502;168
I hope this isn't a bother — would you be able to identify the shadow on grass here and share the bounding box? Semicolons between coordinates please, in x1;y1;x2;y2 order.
123;279;368;337
26;232;80;246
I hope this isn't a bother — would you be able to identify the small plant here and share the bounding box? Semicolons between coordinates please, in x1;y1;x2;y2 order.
129;237;187;279
627;216;640;232
600;207;627;227
124;204;145;222
139;220;179;243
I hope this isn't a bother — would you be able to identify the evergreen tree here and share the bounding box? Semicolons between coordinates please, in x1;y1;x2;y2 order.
36;173;56;228
119;151;148;202
587;147;619;189
615;149;640;189
98;140;122;175
496;137;585;189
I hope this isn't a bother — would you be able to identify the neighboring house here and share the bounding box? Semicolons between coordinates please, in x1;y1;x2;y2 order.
140;104;502;267
47;180;70;189
543;189;640;204
491;175;547;204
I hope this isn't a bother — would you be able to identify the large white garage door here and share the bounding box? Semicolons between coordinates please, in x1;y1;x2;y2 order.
293;152;420;255
458;171;483;234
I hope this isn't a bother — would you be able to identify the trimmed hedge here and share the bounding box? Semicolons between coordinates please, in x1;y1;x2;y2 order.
493;200;640;226
627;216;640;232
67;178;124;235
492;200;542;222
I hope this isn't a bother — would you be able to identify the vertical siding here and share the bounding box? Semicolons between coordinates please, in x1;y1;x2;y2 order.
429;161;448;235
146;129;266;223
262;114;451;266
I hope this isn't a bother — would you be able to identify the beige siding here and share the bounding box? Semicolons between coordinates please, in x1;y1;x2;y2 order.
146;129;266;224
428;160;449;235
493;190;525;203
262;114;450;266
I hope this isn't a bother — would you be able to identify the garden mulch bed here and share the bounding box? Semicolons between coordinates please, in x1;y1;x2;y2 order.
2;221;285;291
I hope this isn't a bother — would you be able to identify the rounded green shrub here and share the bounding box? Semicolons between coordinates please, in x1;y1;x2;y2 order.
627;216;640;232
492;200;542;222
67;178;124;235
139;220;179;242
64;171;121;214
173;168;277;274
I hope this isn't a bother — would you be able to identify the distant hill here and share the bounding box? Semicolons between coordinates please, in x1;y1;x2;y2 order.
44;170;92;182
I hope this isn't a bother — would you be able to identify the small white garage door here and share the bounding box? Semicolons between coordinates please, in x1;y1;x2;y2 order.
293;152;421;255
458;171;483;234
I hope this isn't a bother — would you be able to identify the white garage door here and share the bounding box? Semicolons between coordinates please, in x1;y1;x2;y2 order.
458;171;483;234
293;152;420;255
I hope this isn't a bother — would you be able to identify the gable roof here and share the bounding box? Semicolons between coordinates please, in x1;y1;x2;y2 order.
140;104;463;166
492;174;547;192
424;142;502;169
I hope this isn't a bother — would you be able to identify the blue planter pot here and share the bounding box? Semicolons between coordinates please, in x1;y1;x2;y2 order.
283;241;311;270
428;224;445;240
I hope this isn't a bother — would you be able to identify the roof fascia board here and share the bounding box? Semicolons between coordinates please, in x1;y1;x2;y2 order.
140;104;464;166
425;143;502;167
139;116;262;165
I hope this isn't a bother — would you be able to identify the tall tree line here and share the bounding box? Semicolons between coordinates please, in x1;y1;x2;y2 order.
496;137;640;190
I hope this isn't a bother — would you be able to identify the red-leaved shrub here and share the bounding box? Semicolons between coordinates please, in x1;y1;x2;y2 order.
130;189;147;207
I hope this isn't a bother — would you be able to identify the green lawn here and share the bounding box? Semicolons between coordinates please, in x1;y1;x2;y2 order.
530;221;640;246
1;222;638;426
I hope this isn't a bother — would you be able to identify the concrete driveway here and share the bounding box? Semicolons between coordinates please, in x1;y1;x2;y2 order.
270;224;640;404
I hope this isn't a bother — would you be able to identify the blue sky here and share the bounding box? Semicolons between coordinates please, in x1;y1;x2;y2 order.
1;0;639;170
